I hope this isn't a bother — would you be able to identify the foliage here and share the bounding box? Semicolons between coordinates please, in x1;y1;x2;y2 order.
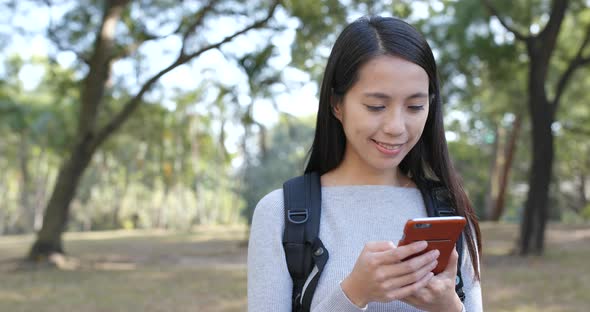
240;114;315;224
0;0;589;237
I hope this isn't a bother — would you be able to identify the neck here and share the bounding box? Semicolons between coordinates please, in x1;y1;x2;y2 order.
321;155;408;187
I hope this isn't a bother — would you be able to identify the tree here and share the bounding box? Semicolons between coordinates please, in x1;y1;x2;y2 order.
0;55;78;234
554;68;590;220
27;0;280;262
240;114;315;228
417;0;529;222
481;0;590;254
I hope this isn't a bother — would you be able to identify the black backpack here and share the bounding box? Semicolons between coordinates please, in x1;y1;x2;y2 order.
282;172;465;312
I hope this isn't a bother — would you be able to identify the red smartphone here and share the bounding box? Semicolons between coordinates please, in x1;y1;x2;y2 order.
397;216;466;274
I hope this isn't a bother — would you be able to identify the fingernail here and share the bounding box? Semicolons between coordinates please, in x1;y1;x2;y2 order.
419;241;428;248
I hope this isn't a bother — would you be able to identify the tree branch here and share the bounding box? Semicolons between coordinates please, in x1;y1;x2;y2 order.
539;0;569;42
551;23;590;114
92;0;281;150
181;1;280;61
181;0;219;47
46;28;90;64
481;0;530;41
111;30;164;61
44;0;90;64
111;1;219;71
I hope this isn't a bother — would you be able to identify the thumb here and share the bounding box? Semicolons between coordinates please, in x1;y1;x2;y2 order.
439;248;459;278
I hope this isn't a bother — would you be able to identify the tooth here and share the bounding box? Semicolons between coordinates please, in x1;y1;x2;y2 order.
377;142;401;150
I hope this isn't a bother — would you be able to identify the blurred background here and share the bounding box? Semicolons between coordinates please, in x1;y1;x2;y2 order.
0;0;589;311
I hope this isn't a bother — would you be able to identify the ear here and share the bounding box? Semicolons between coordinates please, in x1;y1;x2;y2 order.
331;95;343;122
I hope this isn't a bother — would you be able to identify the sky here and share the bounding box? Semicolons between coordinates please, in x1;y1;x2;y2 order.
3;1;438;116
2;2;319;123
2;0;462;159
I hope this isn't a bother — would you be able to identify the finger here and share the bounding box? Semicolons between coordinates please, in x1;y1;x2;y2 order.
382;256;438;288
386;248;439;277
439;248;459;278
384;270;434;301
364;241;396;253
390;240;429;262
399;256;439;286
373;241;430;265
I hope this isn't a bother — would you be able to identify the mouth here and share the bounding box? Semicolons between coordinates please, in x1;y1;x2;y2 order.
372;139;405;151
372;139;405;156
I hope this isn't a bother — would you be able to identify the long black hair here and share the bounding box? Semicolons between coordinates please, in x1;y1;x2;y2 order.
304;16;481;279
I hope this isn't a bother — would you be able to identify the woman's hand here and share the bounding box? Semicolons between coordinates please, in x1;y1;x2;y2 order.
401;249;463;312
340;240;440;308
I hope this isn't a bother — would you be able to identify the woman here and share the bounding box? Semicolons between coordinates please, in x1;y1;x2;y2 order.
248;15;482;311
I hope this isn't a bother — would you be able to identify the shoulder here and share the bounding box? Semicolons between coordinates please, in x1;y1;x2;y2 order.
256;188;284;209
252;188;284;224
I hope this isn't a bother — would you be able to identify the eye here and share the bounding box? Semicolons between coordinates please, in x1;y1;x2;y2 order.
364;104;385;112
408;105;426;111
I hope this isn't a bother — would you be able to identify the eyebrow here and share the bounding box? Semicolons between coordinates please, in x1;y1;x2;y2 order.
363;92;429;100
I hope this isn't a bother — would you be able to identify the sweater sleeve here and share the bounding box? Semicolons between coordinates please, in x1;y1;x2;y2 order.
247;189;366;312
460;231;483;311
247;190;292;311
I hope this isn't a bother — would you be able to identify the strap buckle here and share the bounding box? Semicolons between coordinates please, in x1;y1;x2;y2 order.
287;209;309;224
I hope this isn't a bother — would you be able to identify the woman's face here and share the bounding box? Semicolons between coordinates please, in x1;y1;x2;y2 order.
333;54;430;175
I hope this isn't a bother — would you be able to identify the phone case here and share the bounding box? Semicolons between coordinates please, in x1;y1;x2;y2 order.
397;216;466;274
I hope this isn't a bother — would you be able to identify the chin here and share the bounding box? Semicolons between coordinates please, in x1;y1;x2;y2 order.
371;160;403;171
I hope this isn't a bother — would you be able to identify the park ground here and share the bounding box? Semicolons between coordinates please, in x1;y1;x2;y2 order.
0;222;589;311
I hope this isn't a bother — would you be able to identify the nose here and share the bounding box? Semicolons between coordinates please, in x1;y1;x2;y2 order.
382;107;405;136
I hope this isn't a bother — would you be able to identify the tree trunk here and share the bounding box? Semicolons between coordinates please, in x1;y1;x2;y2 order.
25;0;279;261
0;188;5;235
112;162;130;228
516;0;568;254
33;147;50;231
191;123;202;226
580;171;588;210
27;0;129;261
483;0;570;257
0;138;5;235
157;128;170;229
485;124;501;220
156;185;170;229
519;57;554;255
18;129;33;231
491;113;522;221
28;138;95;260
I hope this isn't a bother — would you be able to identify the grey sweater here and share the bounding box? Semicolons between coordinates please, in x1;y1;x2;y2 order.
247;185;483;311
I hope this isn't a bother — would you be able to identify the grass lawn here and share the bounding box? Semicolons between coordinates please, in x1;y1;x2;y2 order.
0;223;589;311
479;222;590;311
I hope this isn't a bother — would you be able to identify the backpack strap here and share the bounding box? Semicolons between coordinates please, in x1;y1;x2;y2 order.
416;180;466;302
282;172;328;312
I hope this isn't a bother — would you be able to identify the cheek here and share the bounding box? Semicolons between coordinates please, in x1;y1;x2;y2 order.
352;119;377;137
409;114;428;138
341;109;374;137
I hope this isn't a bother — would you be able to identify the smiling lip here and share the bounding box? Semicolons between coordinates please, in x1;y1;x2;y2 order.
372;139;404;156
